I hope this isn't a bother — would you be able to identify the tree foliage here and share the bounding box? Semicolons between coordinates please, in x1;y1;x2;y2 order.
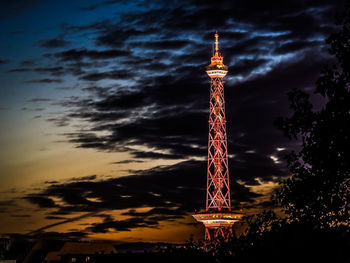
273;1;350;228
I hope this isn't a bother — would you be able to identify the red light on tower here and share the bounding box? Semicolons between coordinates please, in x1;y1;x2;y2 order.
192;32;243;241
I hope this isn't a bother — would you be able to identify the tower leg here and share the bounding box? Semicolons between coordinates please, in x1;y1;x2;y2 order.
205;227;211;241
204;226;233;241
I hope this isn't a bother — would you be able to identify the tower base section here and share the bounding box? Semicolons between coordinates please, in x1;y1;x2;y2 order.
192;212;243;241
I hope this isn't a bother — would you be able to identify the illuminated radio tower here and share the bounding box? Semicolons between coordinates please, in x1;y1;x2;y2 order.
193;32;243;241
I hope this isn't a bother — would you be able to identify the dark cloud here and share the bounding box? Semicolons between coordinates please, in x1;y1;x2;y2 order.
46;49;329;190
87;216;159;233
24;194;57;208
0;200;14;206
45;181;59;184
20;59;36;66
9;67;64;75
112;160;144;164
122;207;187;217
77;0;122;11
128;40;192;50
26;98;52;102
230;58;269;75
274;40;323;54
40;35;70;48
69;175;97;181
0;59;9;64
11;214;31;218
130;151;184;160
25;78;63;83
45;215;66;220
46;116;71;127
21;107;45;111
80;69;134;81
55;49;131;61
95;24;155;47
27;212;98;235
56;51;324;166
24;160;260;233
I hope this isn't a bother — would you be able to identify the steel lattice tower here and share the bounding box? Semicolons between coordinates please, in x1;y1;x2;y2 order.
193;32;243;241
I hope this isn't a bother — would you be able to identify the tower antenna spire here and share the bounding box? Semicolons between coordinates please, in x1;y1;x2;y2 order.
214;31;219;55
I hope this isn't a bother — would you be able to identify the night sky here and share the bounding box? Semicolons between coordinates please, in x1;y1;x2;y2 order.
0;0;345;242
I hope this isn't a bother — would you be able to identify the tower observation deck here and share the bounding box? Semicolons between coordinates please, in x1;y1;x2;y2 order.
192;32;243;241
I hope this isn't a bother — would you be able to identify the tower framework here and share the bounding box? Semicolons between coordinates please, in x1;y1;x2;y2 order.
193;32;243;241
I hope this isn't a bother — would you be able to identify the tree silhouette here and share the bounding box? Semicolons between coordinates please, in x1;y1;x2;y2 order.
273;1;350;228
